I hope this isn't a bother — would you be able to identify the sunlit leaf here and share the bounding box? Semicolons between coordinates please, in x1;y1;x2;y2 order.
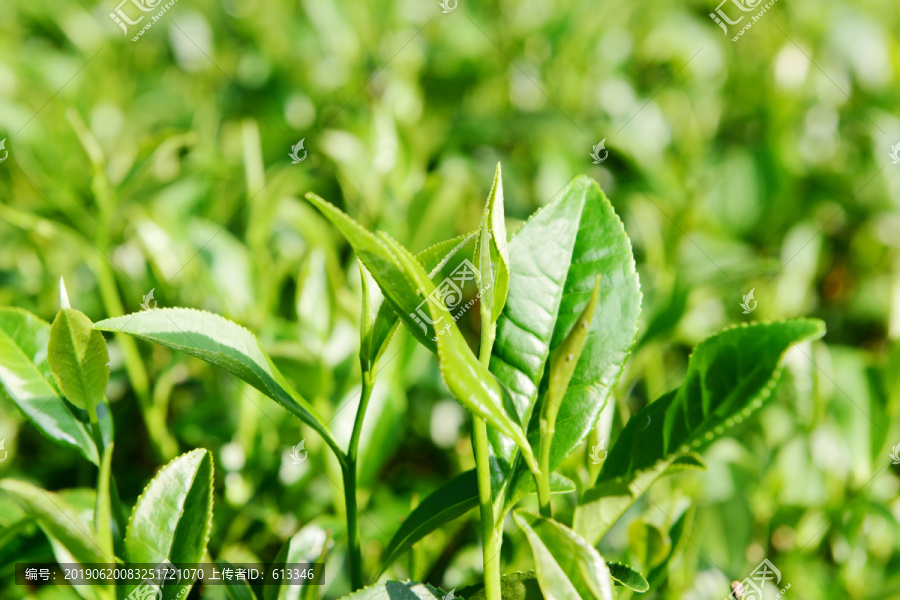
94;309;340;457
124;448;214;600
0;308;99;464
574;319;825;544
48;308;109;412
513;511;614;600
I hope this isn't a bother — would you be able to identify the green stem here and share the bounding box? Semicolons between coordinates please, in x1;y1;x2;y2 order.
86;403;106;459
344;372;374;591
537;416;554;517
474;321;502;600
473;417;502;600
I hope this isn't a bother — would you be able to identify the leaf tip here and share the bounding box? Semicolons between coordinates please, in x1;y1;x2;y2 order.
58;277;71;310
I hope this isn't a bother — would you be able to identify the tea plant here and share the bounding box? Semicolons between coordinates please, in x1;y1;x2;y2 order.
0;166;824;600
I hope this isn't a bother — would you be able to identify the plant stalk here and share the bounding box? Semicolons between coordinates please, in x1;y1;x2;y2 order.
344;372;374;591
537;415;555;517
474;320;502;600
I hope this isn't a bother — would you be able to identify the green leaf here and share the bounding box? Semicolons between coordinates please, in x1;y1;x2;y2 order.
378;470;478;575
334;581;445;600
305;192;438;353
0;479;110;564
219;560;259;600
94;443;114;561
606;562;648;592
265;524;330;600
94;308;341;458
124;448;214;600
489;177;587;429
491;177;641;511
48;308;109;412
535;179;641;471
474;163;510;333
513;511;613;600
369;232;476;366
378;471;574;576
574;319;826;544
457;571;543;600
385;235;537;471
646;506;693;587
0;308;99;464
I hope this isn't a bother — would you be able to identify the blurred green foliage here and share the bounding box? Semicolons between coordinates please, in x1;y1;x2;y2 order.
1;0;899;598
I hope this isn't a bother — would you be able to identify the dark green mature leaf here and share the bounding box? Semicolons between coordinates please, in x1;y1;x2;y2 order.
335;581;445;600
513;511;613;600
0;479;110;564
378;471;574;576
124;448;214;600
94;309;340;457
219;560;259;600
575;319;826;544
369;232;476;367
606;562;648;592
474;162;510;333
0;308;99;465
48;308;109;411
457;571;543;600
305;192;438;352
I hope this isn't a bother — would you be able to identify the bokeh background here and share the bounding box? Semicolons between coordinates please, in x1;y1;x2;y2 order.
1;0;900;598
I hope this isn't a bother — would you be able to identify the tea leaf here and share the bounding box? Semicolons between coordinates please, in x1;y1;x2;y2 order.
490;177;640;511
265;524;330;600
386;235;537;471
473;162;510;334
305;192;438;352
513;511;614;600
369;232;476;367
457;571;544;600
0;479;110;564
606;562;648;592
574;319;825;544
220;560;259;600
0;308;100;464
94;308;340;457
48;308;109;412
334;581;445;600
532;178;640;472
378;471;575;575
124;448;214;600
